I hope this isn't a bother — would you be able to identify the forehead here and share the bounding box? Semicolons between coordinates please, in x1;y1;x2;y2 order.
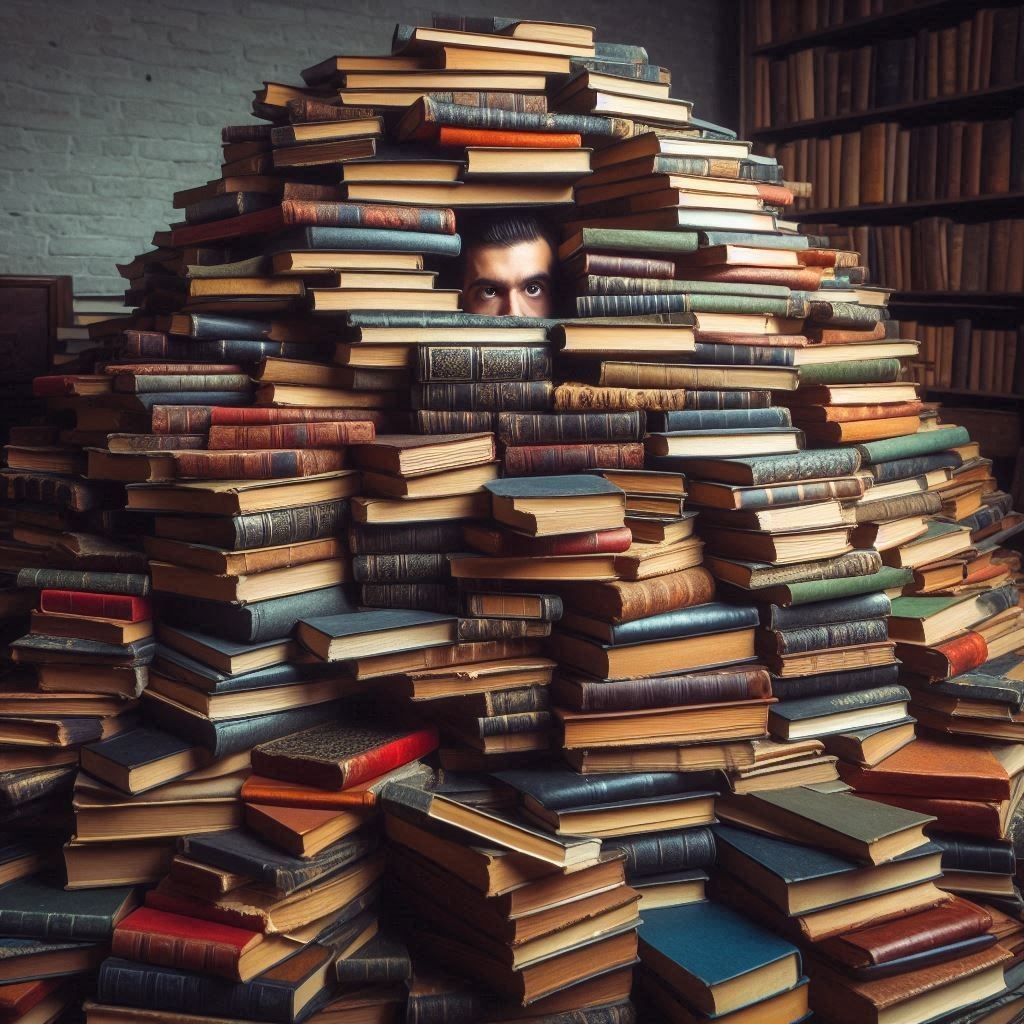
463;237;555;284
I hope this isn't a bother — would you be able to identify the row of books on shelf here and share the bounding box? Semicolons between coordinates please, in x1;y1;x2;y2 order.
903;319;1024;396
804;219;1024;294
751;3;1024;127
749;0;924;46
764;115;1024;212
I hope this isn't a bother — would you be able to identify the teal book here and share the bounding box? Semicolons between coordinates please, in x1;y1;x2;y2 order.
698;230;809;250
853;426;972;465
769;566;913;607
0;876;139;941
563;228;700;257
638;901;802;1015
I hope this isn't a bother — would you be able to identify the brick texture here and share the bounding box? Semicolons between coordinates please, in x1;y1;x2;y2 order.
0;0;739;293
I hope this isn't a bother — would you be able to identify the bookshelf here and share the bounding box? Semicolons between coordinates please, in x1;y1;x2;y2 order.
741;0;1024;490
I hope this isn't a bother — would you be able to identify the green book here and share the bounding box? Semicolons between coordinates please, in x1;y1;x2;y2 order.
717;787;934;866
853;426;971;465
798;359;902;386
562;228;700;258
698;230;810;250
776;566;913;607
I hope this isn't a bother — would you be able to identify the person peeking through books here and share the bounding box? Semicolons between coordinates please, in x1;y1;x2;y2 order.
457;213;559;318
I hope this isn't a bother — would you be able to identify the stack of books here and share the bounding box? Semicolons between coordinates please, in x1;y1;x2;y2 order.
381;778;640;1010
495;766;718;909
712;786;1012;1023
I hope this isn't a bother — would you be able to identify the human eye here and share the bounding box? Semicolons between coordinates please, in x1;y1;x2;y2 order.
524;281;546;297
478;285;498;299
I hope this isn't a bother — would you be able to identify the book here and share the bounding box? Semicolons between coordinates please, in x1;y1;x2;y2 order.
295;609;456;661
637;901;801;1015
716;787;934;865
0;876;138;941
485;475;625;536
250;722;439;791
381;782;601;868
714;824;943;916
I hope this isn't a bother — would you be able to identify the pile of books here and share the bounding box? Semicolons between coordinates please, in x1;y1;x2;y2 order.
2;8;1024;1024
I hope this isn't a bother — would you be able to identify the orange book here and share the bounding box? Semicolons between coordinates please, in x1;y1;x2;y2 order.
242;774;381;809
434;126;582;149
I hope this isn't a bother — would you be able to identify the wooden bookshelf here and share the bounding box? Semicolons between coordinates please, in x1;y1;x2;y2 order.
741;0;1024;481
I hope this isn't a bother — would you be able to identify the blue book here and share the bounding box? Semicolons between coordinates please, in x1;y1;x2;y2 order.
713;825;942;916
637;900;802;1015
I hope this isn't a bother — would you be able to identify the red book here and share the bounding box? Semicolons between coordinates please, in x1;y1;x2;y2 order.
104;363;245;376
209;406;388;427
434;126;582;149
463;523;634;558
207;421;377;450
0;977;66;1020
38;590;152;622
170;449;348;480
250;723;440;790
112;906;290;982
502;443;644;476
754;183;795;206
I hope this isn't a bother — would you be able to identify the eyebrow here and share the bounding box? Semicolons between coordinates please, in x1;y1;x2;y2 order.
468;273;552;290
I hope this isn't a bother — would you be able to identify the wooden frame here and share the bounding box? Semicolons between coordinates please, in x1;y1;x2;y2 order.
0;274;73;382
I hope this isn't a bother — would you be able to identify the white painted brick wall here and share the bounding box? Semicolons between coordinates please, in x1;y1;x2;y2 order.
0;0;738;293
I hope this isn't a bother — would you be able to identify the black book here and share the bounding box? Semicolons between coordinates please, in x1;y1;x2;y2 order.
0;876;138;941
608;827;716;879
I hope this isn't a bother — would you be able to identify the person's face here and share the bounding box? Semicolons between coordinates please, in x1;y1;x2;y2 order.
461;237;556;318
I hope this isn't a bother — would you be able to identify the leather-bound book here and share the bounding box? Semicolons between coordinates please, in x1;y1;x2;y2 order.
250;721;439;790
804;944;1010;1024
817;895;994;970
839;736;1019;802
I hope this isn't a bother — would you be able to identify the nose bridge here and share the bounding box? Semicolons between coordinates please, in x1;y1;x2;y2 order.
506;288;525;316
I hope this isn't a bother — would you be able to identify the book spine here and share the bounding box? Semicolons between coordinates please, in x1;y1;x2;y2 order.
227;500;348;550
421;98;617;136
327;728;439;789
414;410;496;434
334;952;412;986
109;434;207;451
750;550;883;588
206;422;376;449
746;449;861;485
579;253;677;278
111;928;243;980
464;593;563;621
649;391;773;416
38;590;151;621
348;523;464;555
798;358;902;385
655;407;791;430
554;383;694;412
857;426;971;465
280;199;456;235
96;958;293;1020
411;381;553;412
4;472;110;512
588;567;717;623
496;411;645;444
502;442;643;476
171;449;346;479
558;667;772;712
768;593;891;629
765;617;889;655
691;342;795;366
151;406;215;433
871;452;962;482
415;346;551;383
455;618;548;642
361;584;458;613
483;686;550;715
476;711;550;736
935;837;1015;874
808;299;882;328
17;569;150;597
770;663;900;700
0;907;113;941
209;406;386;426
352;554;450;583
488;526;634;557
935;632;989;677
114;374;253;394
733;478;864;508
613;827;716;877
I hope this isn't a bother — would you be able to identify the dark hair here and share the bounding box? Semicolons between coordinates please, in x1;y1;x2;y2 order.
458;211;559;254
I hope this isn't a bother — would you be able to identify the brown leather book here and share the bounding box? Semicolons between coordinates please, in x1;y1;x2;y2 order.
862;792;1010;842
816;896;993;969
804;323;887;343
554;566;716;624
805;944;1010;1024
859;123;886;205
838;736;1016;802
